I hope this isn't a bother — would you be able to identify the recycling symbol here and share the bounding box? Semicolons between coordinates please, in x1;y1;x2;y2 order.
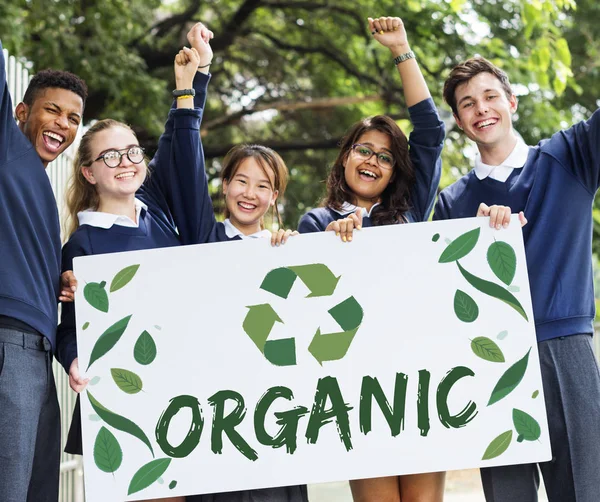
242;264;364;366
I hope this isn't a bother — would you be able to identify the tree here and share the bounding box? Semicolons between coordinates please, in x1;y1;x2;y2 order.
1;0;588;228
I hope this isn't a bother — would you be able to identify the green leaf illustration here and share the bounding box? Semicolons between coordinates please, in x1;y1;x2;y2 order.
457;262;528;321
169;480;177;489
497;330;508;340
513;408;541;442
454;290;479;322
82;322;90;330
432;233;440;242
134;331;157;365
471;337;505;362
128;458;172;495
110;264;140;293
89;376;101;386
439;228;480;263
532;390;539;399
87;391;154;456
482;430;513;460
110;368;143;394
86;315;132;370
94;426;123;473
84;281;109;313
487;241;517;285
488;348;531;406
89;414;101;421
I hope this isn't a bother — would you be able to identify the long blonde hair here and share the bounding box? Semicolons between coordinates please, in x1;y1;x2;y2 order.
64;119;138;237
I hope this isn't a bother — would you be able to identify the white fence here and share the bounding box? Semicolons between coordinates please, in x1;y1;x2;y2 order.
3;47;84;502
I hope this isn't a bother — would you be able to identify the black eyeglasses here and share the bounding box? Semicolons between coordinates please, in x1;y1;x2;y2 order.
351;143;395;169
94;146;145;168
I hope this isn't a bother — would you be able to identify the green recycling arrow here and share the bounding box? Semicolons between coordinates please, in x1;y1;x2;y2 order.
260;264;340;299
308;296;364;365
243;263;364;367
243;304;283;351
242;304;296;366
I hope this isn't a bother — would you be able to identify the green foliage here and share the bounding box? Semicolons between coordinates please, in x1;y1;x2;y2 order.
4;0;596;235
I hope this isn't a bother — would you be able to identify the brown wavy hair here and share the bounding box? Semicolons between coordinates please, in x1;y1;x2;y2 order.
221;144;288;227
323;115;415;226
64;119;141;238
443;56;513;115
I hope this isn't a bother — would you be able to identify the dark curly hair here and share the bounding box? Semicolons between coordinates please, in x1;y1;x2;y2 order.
322;115;415;226
23;69;88;109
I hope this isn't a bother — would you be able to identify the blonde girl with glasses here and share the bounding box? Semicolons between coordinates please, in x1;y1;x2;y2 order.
298;15;446;502
55;24;216;502
298;16;444;246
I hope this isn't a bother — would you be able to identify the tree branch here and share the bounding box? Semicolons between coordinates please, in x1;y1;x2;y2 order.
212;0;263;52
263;1;367;36
201;94;382;132
204;137;343;159
255;30;380;87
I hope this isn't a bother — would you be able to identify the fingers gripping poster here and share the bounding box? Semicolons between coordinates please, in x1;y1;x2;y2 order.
74;217;550;501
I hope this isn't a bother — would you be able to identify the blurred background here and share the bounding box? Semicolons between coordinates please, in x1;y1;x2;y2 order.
2;0;597;499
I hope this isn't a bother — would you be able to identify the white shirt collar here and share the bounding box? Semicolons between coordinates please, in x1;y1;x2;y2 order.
223;219;272;240
331;201;380;218
77;198;148;229
474;138;530;182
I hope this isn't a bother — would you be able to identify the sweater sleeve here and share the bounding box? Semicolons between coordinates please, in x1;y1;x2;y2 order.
55;232;90;374
554;108;600;194
298;210;327;233
407;98;445;221
143;72;215;244
0;40;22;167
432;189;449;221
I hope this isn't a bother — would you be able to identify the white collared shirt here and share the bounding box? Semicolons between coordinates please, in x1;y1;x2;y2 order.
474;138;530;182
331;201;381;218
223;218;272;240
77;198;148;229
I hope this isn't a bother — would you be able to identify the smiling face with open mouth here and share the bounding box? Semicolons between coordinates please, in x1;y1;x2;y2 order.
343;130;394;210
454;72;518;154
82;126;147;200
17;87;83;167
222;157;278;235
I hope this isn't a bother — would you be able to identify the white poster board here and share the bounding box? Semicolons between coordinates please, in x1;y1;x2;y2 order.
74;217;550;501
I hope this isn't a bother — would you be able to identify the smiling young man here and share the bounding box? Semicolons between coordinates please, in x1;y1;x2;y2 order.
434;56;600;502
0;40;87;502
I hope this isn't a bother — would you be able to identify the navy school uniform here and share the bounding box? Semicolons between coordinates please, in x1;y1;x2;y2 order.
0;38;62;502
56;73;307;501
56;73;209;454
298;97;444;231
433;110;600;501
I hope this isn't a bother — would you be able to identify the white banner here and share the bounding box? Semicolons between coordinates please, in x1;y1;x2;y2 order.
74;216;550;501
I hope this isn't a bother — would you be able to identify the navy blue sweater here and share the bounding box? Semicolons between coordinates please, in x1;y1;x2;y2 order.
55;75;209;373
434;109;600;342
0;40;62;342
298;98;444;232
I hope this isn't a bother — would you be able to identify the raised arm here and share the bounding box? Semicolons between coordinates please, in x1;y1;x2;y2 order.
370;17;444;221
141;23;218;244
369;17;430;106
0;40;23;165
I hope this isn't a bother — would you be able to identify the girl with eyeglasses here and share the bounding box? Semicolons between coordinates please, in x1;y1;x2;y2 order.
298;16;444;247
298;16;446;502
54;25;212;502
